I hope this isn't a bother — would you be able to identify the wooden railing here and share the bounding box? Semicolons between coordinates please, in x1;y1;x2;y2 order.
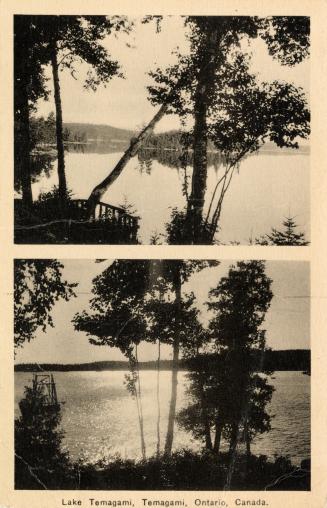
69;199;139;230
14;198;139;244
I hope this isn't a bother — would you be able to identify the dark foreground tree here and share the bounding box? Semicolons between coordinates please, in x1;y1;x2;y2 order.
15;385;73;489
14;16;49;209
178;352;274;457
207;260;273;488
14;259;77;349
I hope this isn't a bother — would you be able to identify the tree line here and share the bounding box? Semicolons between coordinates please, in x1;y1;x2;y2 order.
15;349;310;372
30;113;87;146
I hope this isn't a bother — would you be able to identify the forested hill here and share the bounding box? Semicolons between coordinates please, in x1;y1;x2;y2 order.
64;122;134;144
31;115;310;154
15;349;310;372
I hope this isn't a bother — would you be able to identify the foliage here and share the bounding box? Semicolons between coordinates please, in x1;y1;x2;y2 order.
256;216;309;245
165;207;214;244
30;112;56;146
208;261;274;453
73;260;151;354
14;16;50;109
177;261;274;461
14;259;77;349
73;259;214;352
147;16;310;243
29;113;87;145
15;385;74;489
18;448;307;490
207;261;273;350
146;291;207;354
259;16;310;66
31;15;133;91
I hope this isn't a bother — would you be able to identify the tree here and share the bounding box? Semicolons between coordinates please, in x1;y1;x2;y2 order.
146;281;208;456
15;16;132;209
145;259;217;455
15;384;72;489
14;16;49;209
73;258;215;457
32;15;132;207
207;261;273;488
14;259;77;350
148;16;310;244
73;260;154;459
256;216;309;245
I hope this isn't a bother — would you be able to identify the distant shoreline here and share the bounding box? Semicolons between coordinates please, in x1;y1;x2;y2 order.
15;349;310;373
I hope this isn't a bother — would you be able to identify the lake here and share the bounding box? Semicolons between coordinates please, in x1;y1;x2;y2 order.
15;370;310;466
28;147;310;244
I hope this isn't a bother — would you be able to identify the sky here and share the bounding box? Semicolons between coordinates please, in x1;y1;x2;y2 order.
35;17;310;132
15;260;310;365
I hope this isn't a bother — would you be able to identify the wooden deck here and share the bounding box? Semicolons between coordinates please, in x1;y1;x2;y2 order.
14;198;139;244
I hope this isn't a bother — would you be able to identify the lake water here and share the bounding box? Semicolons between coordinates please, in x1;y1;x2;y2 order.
15;370;310;466
28;148;310;244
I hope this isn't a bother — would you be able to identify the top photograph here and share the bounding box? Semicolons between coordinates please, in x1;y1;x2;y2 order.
14;15;310;245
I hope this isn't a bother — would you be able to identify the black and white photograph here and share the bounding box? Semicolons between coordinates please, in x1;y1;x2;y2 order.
14;15;310;245
14;258;310;490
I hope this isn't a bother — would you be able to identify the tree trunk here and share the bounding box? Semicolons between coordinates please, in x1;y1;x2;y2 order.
17;82;33;209
186;27;219;244
213;416;223;454
135;345;146;460
245;417;251;460
50;41;67;207
164;270;182;456
156;339;161;458
14;26;33;209
198;376;212;450
203;406;213;451
224;422;239;490
87;103;169;216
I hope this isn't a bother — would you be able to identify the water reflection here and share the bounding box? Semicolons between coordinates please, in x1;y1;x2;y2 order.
137;148;225;173
14;152;56;194
25;144;309;245
65;141;129;155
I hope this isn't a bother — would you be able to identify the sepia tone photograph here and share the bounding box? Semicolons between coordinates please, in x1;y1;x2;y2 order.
14;258;310;490
14;15;310;245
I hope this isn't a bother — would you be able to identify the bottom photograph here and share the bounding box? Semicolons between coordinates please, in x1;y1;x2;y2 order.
14;259;310;491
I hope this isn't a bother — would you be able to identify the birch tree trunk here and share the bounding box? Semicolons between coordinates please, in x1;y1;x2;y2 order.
87;103;169;216
156;339;161;457
164;270;182;456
